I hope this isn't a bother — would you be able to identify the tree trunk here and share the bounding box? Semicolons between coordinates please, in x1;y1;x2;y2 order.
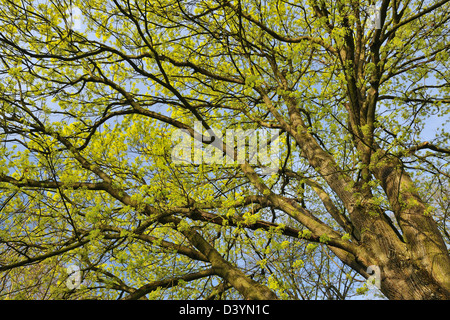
381;261;450;300
369;150;450;299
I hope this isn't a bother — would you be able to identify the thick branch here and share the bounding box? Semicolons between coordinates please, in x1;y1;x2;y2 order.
121;268;216;300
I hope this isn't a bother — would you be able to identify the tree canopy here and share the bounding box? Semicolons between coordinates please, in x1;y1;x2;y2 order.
0;0;449;300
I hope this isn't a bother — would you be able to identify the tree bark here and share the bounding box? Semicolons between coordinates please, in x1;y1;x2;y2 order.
370;149;450;299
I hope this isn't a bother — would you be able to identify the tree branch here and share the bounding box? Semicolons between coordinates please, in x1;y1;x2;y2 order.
405;141;450;155
121;268;216;300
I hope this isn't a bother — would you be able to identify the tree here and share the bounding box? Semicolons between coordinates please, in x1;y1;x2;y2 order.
0;0;449;300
